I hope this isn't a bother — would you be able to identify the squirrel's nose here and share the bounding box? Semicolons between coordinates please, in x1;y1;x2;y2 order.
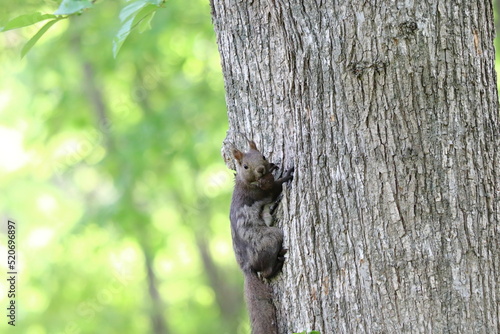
256;166;265;176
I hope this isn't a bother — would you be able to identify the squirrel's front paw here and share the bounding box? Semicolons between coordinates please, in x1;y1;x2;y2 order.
284;166;294;181
268;163;278;172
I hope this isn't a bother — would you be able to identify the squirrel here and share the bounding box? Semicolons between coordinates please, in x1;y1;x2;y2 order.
229;140;294;334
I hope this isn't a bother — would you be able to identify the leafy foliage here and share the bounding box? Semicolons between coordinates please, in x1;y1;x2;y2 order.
20;18;62;58
0;12;58;31
113;0;166;57
54;0;93;15
1;0;167;58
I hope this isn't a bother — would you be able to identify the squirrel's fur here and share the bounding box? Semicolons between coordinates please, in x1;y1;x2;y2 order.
229;140;293;334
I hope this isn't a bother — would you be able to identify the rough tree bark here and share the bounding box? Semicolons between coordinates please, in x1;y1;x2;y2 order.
210;1;499;333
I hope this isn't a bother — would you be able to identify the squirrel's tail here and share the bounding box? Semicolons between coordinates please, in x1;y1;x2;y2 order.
244;272;278;334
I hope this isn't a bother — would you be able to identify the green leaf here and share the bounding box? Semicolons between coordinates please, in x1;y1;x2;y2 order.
21;19;60;59
137;10;156;33
0;12;58;32
119;0;149;22
113;4;159;58
54;0;93;15
112;18;135;58
148;0;165;5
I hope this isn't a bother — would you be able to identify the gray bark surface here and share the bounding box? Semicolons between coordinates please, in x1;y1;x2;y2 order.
211;1;500;333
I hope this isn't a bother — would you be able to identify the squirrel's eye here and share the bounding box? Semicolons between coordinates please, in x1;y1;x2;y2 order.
243;165;248;169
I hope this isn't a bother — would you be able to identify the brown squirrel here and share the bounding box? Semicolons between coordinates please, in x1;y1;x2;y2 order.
230;140;294;334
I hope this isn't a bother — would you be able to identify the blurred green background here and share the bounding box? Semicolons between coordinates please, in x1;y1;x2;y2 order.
1;1;500;334
0;0;245;333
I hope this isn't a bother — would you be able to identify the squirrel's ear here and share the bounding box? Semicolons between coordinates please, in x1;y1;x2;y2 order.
233;149;243;161
248;140;258;150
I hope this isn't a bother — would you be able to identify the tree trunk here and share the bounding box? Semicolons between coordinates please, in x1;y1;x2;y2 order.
210;1;500;333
